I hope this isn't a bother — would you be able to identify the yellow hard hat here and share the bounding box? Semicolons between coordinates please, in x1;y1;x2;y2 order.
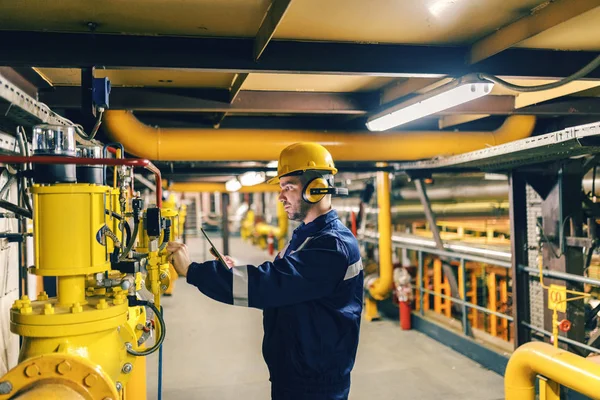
267;142;338;184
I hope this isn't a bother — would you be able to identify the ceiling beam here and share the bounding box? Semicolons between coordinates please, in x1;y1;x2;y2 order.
438;114;491;129
216;73;250;128
39;87;373;114
469;0;600;64
0;67;39;98
229;73;249;103
2;31;600;79
254;0;293;60
379;78;449;105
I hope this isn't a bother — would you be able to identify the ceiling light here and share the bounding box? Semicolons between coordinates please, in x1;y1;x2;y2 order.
225;178;242;192
239;171;266;186
366;75;494;132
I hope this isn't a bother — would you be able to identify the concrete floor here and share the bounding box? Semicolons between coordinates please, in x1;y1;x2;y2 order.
147;236;504;400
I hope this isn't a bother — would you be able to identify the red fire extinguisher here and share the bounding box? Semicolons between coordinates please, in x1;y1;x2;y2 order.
394;267;413;330
267;232;275;255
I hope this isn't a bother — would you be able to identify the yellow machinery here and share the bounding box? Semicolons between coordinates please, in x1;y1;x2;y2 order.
0;127;170;400
241;202;288;253
159;195;185;295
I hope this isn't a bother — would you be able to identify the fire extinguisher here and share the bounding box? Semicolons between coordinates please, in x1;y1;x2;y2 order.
267;232;275;255
394;267;413;330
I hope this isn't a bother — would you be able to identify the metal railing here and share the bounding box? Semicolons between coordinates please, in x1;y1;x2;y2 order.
360;232;512;337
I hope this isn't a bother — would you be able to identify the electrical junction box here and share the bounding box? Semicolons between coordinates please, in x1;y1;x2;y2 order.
92;77;111;109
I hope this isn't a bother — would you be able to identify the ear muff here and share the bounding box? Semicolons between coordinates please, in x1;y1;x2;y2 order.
302;177;329;204
302;176;350;204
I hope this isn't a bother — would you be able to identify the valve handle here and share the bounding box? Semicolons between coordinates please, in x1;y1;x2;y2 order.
559;319;572;332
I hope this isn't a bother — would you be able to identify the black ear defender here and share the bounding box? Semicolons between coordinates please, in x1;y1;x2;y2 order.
302;173;349;204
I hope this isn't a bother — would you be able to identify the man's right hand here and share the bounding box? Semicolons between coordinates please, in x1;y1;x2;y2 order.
166;242;192;277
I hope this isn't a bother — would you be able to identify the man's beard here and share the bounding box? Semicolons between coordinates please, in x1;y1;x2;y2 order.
288;201;311;222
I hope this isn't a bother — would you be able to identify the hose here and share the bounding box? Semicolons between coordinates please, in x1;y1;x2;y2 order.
159;224;171;252
119;218;140;261
102;225;122;249
478;54;600;93
126;301;166;357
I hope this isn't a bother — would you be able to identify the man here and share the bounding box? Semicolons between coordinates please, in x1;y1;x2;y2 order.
167;142;363;400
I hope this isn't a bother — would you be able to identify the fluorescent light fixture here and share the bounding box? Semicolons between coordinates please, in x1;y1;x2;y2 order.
225;178;242;192
239;171;266;186
366;75;494;132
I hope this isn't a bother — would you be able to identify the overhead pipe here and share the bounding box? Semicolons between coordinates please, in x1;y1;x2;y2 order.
167;182;280;193
505;341;600;400
104;111;536;161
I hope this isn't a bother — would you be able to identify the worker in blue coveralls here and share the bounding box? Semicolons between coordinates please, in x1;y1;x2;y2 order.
167;142;363;400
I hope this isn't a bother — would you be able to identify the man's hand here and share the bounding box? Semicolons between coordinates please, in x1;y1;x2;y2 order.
166;242;192;277
209;248;235;269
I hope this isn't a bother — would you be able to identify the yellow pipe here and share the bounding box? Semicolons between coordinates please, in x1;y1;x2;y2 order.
104;111;536;161
505;341;600;400
167;182;280;193
57;275;85;307
368;171;393;300
13;383;85;400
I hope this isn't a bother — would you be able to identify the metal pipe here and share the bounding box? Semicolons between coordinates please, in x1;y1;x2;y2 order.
521;322;600;355
368;170;393;300
421;288;513;321
335;202;510;219
0;199;32;219
104;111;536;161
0;155;163;208
167;182;280;193
361;231;512;265
395;182;509;202
521;266;600;287
505;341;600;400
57;276;86;307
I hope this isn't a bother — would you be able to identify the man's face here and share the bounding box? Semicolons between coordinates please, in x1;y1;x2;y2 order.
278;175;311;221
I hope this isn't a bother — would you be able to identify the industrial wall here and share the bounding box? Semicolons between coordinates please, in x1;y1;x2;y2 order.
0;176;22;376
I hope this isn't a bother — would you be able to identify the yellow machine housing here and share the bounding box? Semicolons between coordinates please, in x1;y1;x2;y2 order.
1;183;143;400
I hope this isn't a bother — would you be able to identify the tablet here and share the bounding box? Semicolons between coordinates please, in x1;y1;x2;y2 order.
200;228;229;269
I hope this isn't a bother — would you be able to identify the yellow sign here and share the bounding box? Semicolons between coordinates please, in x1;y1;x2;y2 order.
548;284;567;313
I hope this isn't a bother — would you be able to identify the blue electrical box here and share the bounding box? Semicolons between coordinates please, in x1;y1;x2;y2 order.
92;77;111;109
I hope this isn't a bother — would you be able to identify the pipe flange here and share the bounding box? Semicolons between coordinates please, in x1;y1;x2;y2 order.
0;353;118;400
10;295;128;337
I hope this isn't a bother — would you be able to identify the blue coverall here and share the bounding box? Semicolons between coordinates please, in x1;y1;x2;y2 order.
186;210;363;399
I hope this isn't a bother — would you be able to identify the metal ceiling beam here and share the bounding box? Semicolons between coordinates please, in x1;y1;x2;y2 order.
2;31;600;79
469;0;600;64
39;87;373;114
229;73;249;103
254;0;293;60
37;85;600;117
0;67;38;98
216;73;250;127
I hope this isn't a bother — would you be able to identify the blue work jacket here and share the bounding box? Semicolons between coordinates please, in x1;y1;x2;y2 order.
186;209;363;398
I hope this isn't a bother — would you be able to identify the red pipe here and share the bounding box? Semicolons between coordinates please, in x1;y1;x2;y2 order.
0;156;162;208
